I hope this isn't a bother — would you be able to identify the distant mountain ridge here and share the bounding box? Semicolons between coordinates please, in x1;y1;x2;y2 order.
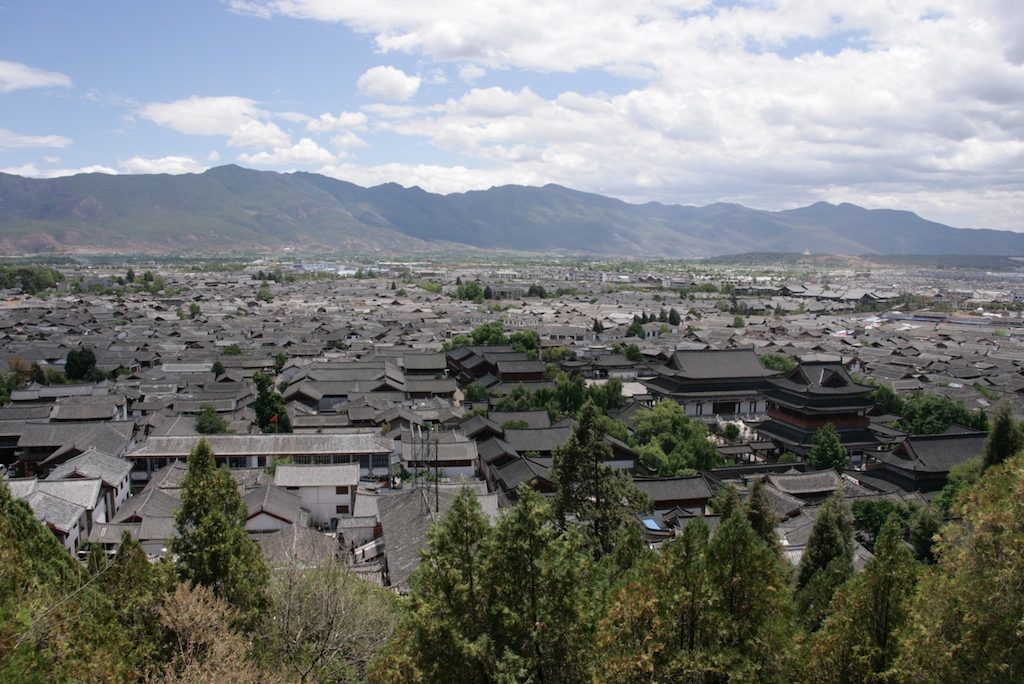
0;164;1020;256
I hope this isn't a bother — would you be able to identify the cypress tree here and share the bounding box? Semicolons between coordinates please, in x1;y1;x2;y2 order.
172;438;268;623
981;401;1022;469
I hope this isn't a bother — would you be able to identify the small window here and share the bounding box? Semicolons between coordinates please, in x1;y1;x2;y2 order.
335;485;348;495
335;504;349;515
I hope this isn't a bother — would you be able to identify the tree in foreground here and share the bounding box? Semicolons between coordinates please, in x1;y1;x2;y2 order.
809;423;847;471
981;400;1022;470
553;400;651;559
371;488;596;684
371;487;492;683
796;496;854;629
171;438;268;623
892;452;1024;682
150;583;270;684
805;515;918;683
598;511;796;683
259;556;401;684
746;478;780;551
0;479;134;681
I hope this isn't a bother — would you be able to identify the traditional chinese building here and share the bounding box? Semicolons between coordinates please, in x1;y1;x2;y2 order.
757;361;877;457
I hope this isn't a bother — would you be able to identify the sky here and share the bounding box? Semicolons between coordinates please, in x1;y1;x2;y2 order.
1;0;1022;230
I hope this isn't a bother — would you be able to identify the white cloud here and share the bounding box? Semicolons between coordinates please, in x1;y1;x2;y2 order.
238;138;336;166
356;66;421;101
119;155;207;174
140;96;263;135
0;128;72;149
0;164;41;176
2;164;117;178
207;150;221;162
458;63;486;82
318;160;535;194
0;60;72;93
307;110;367;132
227;119;291;148
330;131;368;149
454;87;544;117
114;1;1024;229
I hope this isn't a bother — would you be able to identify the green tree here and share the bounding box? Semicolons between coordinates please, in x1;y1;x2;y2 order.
934;454;983;517
625;320;644;338
587;376;625;412
705;508;796;679
0;480;139;681
908;505;941;563
796;496;854;630
171;438;269;622
897;391;987;434
852;498;913;549
722;422;741;442
253;371;291;433
383;487;492;683
188;302;201;319
211;360;226;377
732;314;745;328
526;284;548;298
64;346;97;381
256;282;273;302
483;284;493;299
668;307;681;326
598;519;715;682
592;318;604;333
806;515;919;682
464;382;488;402
223;343;243;356
893;453;1024;682
746;478;780;551
274;351;287;374
761;352;797;373
868;382;905;416
552;400;651;559
981;400;1022;469
632;401;720;474
484;488;594;683
195;405;232;435
126;268;135;283
508;329;540;354
455;281;484;302
809;423;848;471
622;343;643;362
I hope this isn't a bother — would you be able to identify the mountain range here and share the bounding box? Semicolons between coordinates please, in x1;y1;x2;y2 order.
0;164;1020;256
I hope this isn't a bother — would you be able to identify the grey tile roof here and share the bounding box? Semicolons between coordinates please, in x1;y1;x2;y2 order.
129;433;393;459
244;484;304;524
274;463;360;487
47;448;132;486
766;469;844;495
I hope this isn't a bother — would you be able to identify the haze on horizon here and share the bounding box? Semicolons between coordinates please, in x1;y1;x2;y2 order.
0;0;1022;231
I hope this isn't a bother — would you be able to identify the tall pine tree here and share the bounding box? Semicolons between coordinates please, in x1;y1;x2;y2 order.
172;438;268;623
796;496;855;630
552;400;651;559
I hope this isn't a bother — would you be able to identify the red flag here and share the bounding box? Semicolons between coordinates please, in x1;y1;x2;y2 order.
269;414;278;423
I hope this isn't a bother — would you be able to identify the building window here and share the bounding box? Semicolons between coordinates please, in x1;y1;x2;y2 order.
335;486;348;495
335;504;349;515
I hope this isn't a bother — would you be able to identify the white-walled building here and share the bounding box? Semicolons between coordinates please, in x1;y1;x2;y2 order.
274;463;360;527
